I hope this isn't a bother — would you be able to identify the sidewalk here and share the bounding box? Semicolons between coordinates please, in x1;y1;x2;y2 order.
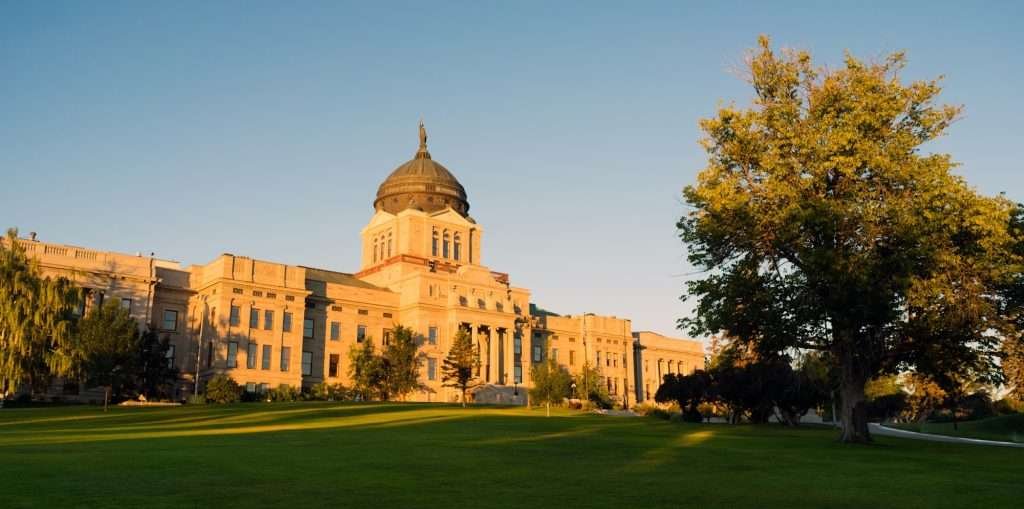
869;423;1024;448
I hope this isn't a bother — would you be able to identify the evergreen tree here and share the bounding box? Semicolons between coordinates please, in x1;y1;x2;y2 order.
137;329;178;400
78;300;141;410
441;329;478;407
348;340;385;401
0;228;80;399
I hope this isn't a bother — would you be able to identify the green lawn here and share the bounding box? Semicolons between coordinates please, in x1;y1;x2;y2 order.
893;414;1024;443
0;403;1019;508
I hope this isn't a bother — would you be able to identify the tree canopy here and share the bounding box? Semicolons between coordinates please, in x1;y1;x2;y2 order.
0;228;79;398
679;37;1021;442
77;299;142;410
529;358;571;416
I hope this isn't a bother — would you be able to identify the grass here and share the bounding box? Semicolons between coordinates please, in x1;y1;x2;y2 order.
0;403;1020;508
892;414;1024;443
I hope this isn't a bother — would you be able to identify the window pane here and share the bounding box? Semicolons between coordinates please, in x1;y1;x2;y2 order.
229;305;240;326
262;345;271;370
427;357;437;381
162;310;177;331
330;322;340;341
329;354;339;377
283;312;292;332
514;365;522;384
247;343;257;369
302;351;312;376
303;318;314;339
264;310;274;330
280;347;290;372
357;325;366;342
227;342;238;368
120;298;132;311
249;308;259;328
428;327;437;345
166;345;175;369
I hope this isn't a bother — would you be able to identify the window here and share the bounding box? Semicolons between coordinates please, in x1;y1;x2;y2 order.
514;365;523;384
245;382;256;393
373;238;378;263
387;232;393;257
253;290;263;297
383;329;393;345
166;345;175;369
432;229;439;256
596;351;601;365
514;336;522;355
330;321;340;341
428;326;437;345
230;305;240;326
569;350;576;366
283;312;292;332
264;310;274;330
453;233;461;261
552;348;559;362
280;347;290;372
162;310;178;331
329;354;340;377
227;341;238;368
532;345;542;363
249;308;259;328
260;383;269;394
232;288;243;295
262;345;271;370
206;341;213;368
427;357;437;381
302;351;312;376
120;298;132;311
443;230;450;258
266;292;276;299
303;318;314;339
247;343;257;369
357;325;366;342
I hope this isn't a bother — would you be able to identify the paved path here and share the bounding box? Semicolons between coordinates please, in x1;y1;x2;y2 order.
869;423;1024;448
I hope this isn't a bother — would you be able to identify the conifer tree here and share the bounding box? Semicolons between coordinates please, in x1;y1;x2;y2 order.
441;328;478;407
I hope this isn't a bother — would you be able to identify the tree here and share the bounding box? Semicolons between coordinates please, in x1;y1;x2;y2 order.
0;228;80;399
679;37;1019;442
204;373;241;404
574;362;613;409
382;325;424;401
137;329;178;400
529;358;571;416
441;328;479;407
349;340;386;401
655;370;712;422
77;300;141;410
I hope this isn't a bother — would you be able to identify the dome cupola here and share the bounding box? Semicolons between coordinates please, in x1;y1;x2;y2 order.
374;122;469;216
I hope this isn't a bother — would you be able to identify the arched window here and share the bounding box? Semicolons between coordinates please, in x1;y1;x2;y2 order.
443;230;450;258
387;231;393;257
373;238;378;263
453;233;461;261
432;229;439;256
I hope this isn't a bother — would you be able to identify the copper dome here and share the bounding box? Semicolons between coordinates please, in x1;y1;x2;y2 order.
374;123;469;216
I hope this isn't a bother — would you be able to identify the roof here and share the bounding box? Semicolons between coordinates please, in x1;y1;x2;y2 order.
300;266;391;291
373;123;470;216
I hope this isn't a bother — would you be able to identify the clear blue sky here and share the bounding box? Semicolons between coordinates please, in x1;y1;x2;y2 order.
2;1;1022;339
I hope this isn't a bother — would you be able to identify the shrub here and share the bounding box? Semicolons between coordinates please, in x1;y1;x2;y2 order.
994;398;1023;415
204;374;241;404
306;383;350;401
267;384;300;402
187;394;207;405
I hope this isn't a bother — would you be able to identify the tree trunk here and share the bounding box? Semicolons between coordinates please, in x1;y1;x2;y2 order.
461;387;466;408
837;348;870;443
546;402;550;417
103;386;111;412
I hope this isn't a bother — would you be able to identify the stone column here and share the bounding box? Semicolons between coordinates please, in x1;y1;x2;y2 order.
471;323;480;377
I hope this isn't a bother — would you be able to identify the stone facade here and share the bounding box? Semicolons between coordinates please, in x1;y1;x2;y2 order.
10;127;703;405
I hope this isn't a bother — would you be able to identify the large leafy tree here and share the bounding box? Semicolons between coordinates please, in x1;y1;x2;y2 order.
441;328;479;407
78;300;142;410
0;228;80;399
679;37;1020;442
382;325;425;401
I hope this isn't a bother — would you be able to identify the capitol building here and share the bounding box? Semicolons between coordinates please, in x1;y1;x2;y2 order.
15;124;703;405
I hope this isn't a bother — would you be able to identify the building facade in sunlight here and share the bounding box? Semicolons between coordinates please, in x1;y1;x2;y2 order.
12;124;704;405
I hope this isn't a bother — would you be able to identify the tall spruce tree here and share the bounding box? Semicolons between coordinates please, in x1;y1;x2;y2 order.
441;328;478;407
680;37;1020;442
0;228;80;399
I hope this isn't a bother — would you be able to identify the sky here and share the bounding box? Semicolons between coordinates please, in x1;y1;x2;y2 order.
2;1;1022;341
